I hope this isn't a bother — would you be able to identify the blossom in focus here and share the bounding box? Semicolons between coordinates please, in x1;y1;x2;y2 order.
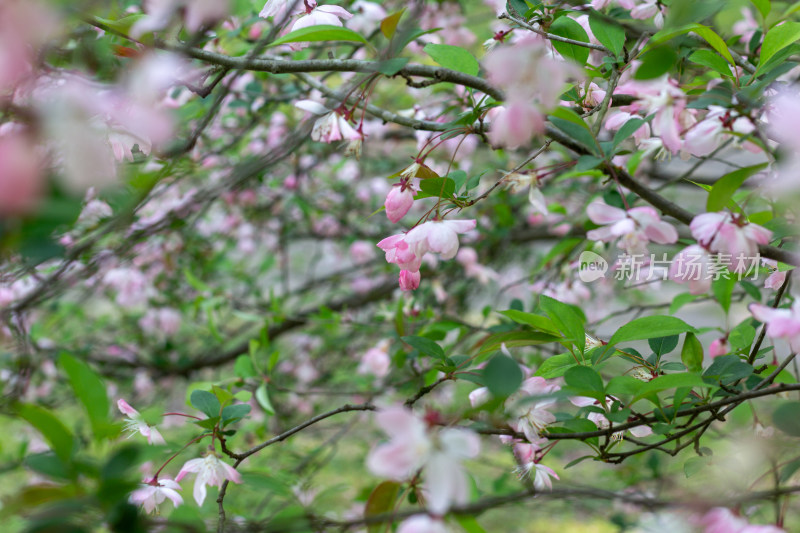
513;443;559;490
129;478;183;514
510;377;560;445
404;219;477;260
377;234;423;272
749;301;800;353
366;406;480;514
385;183;416;223
176;452;242;506
118;399;165;445
586;201;678;254
259;0;307;19
399;269;421;291
762;259;788;290
286;3;353;49
295;100;361;144
690;212;771;272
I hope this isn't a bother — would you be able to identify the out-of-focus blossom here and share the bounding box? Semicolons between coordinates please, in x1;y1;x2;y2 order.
696;507;785;533
132;0;229;36
118;399;165;445
349;240;375;263
586;201;678;254
690;212;771;272
129;478;183;513
397;515;450;533
708;338;729;358
749;301;800;353
0;129;44;216
260;0;306;19
358;339;391;378
139;308;182;337
348;1;386;33
510;377;560;445
683;106;755;157
367;406;480;514
513;443;559;490
486;102;544;149
616;76;688;153
732;8;760;45
103;267;152;308
177;452;242;506
762;259;788;290
456;247;498;284
669;245;714;295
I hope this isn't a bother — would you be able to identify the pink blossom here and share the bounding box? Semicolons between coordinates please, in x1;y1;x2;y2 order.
259;0;307;19
397;515;449;533
358;340;391;377
385;184;416;223
683;106;755;157
696;507;785;533
708;338;729;358
690;212;771;272
669;245;713;295
586;201;678;254
349;240;375;263
176;453;242;506
118;399;165;445
615;77;687;153
511;377;561;444
404;219;477;260
295;100;361;144
762;259;787;290
0;130;43;216
377;234;423;272
732;8;760;45
367;406;431;479
487;101;545;149
749;301;800;353
129;478;183;514
399;270;421;291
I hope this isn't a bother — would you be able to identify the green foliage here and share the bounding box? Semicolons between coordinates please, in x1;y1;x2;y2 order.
549;16;591;65
609;316;697;346
423;43;480;76
269;25;369;47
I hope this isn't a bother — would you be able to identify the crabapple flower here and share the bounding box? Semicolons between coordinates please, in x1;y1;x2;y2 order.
513;443;559;490
683;106;755;157
669;245;714;295
708;338;729;358
385;184;416;223
511;377;560;445
176;452;242;506
762;259;787;290
586;201;678;254
486;101;545;149
295;100;361;144
366;406;480;514
399;270;421;291
690;212;771;272
404;219;477;260
377;234;423;272
749;301;800;353
291;3;352;31
358;339;391;377
0;129;44;216
259;0;307;19
397;515;449;533
129;478;183;514
697;507;785;533
118;399;165;445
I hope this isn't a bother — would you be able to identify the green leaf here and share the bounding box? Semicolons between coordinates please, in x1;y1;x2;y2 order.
750;0;770;19
221;404;251;424
648;335;679;356
270;25;369;48
17;404;75;462
606;375;644;397
634;46;677;79
59;353;111;441
374;57;410;76
703;354;753;384
690;24;734;64
588;15;625;56
706;163;768;212
773;402;800;436
402;336;445;359
539;295;586;351
190;390;222;418
612;118;646;149
455;515;487;533
483;354;524;397
688;49;732;77
633;373;710;403
758;22;800;77
564;366;605;398
499;310;560;335
684;455;711;477
365;481;401;533
423;43;480;76
417;177;456;199
235;355;257;379
24;452;72;481
680;332;704;373
255;383;275;415
534;352;579;378
477;330;562;355
670;293;701;314
712;275;736;314
549;16;591;65
609;316;697;346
